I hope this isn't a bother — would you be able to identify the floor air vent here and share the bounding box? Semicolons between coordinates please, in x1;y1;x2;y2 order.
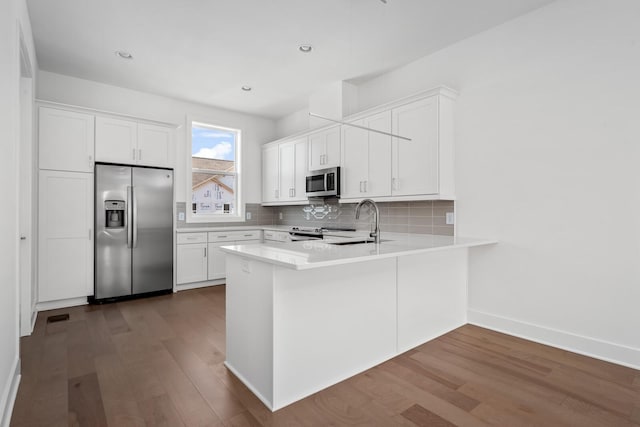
46;313;70;323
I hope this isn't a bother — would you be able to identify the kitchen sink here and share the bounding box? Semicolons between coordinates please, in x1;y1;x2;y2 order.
324;238;390;245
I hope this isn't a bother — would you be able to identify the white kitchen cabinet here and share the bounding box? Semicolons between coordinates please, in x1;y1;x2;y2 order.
95;116;138;165
262;144;280;203
279;137;308;202
207;230;262;280
341;111;392;199
137;123;174;168
391;95;454;197
39;107;95;173
176;232;208;284
38;170;94;302
96;117;174;168
263;230;289;243
308;126;340;171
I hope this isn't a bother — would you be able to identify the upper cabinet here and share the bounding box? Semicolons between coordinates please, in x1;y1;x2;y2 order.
279;138;308;203
308;126;340;171
39;107;95;173
96;117;174;168
262;137;308;206
341;111;392;199
262;86;457;205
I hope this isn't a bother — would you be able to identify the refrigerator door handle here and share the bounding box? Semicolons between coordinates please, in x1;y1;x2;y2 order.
132;186;138;248
127;186;133;248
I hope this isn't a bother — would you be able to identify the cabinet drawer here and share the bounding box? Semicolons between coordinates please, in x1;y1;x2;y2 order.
177;233;207;244
209;230;262;242
264;230;289;242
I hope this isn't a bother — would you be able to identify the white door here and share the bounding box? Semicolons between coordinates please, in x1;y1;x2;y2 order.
39;107;94;172
137;123;173;168
95;116;138;164
208;242;228;280
292;138;308;200
279;142;295;202
38;170;94;302
176;243;208;284
341;120;368;199
19;73;35;336
262;145;279;203
364;111;392;198
392;97;439;196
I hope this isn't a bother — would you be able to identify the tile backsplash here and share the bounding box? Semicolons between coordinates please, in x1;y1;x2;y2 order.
274;199;455;236
177;200;455;236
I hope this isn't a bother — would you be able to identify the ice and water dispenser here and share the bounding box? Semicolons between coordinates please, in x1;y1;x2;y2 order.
105;200;125;228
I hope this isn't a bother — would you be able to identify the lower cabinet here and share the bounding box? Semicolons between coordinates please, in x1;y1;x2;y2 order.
177;230;262;284
38;170;94;303
176;233;208;284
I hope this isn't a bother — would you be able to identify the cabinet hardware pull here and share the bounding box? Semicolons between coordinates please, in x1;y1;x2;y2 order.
292;188;295;197
132;148;136;160
88;229;92;240
392;177;398;190
244;234;253;237
275;189;279;198
204;247;207;257
88;155;93;169
138;149;142;161
364;180;368;192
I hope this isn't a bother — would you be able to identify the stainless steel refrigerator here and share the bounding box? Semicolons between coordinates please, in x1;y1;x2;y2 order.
94;164;174;301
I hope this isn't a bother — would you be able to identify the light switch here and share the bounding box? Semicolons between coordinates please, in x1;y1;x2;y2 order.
446;212;455;225
178;212;185;221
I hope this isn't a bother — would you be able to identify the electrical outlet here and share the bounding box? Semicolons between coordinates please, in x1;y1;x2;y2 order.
279;212;283;220
446;212;455;225
178;212;185;221
246;212;252;220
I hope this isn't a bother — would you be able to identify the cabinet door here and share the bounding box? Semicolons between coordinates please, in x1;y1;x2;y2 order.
177;243;208;284
341;120;367;199
208;242;228;280
292;138;308;200
364;111;392;198
309;127;340;171
262;144;279;203
39;107;94;172
95;117;138;165
279;142;295;202
38;170;93;302
392;97;439;196
137;124;174;168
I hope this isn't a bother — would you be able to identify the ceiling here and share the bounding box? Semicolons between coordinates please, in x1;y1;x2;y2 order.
27;0;555;119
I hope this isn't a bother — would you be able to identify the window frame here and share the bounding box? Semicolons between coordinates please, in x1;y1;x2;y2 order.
186;118;244;223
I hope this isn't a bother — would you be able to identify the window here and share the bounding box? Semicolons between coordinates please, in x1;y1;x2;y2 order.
187;120;242;222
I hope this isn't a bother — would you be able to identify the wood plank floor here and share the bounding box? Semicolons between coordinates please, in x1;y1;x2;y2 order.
11;286;640;426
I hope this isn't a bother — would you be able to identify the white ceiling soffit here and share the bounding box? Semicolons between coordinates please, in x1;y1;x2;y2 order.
27;0;556;119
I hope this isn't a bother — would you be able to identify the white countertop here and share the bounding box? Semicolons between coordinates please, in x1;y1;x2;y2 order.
220;233;497;270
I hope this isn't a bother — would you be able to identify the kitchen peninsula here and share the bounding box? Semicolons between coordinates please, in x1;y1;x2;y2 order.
221;233;495;410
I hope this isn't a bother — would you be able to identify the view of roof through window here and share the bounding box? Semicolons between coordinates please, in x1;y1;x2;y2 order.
191;123;237;215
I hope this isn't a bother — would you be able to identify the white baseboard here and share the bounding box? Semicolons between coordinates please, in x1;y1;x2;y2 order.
468;309;640;370
1;358;21;427
224;361;274;411
175;280;225;292
36;296;87;311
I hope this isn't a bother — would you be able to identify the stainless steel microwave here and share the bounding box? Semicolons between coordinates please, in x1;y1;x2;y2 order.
306;167;340;197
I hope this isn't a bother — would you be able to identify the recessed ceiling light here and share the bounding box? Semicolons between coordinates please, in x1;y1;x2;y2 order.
298;45;313;53
115;51;133;60
241;85;252;91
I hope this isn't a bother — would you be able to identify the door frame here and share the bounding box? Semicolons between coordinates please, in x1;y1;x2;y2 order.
18;27;35;337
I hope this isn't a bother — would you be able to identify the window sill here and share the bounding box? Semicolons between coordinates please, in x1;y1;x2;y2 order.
186;214;246;224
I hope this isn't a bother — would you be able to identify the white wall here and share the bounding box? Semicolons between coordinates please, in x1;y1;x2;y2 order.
36;71;276;204
276;107;309;139
0;0;37;423
358;0;640;368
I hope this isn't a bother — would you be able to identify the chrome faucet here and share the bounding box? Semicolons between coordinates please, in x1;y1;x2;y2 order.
355;199;381;244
